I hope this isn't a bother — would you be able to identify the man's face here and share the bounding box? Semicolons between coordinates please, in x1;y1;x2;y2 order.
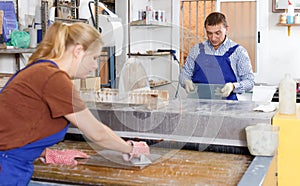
205;23;228;50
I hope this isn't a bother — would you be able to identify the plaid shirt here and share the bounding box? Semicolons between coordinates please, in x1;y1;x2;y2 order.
179;37;255;94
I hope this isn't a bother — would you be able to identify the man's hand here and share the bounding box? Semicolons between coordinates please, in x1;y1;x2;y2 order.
218;82;234;97
122;140;150;161
185;80;195;93
41;148;90;166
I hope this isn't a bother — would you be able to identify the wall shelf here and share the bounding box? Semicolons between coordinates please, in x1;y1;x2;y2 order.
128;52;171;56
0;48;36;72
127;0;177;84
277;23;300;36
0;48;36;54
129;20;172;27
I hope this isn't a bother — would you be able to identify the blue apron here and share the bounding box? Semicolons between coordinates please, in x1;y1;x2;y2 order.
192;43;239;100
0;60;69;186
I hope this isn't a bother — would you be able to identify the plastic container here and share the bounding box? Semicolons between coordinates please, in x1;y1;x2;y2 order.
279;13;287;24
295;14;300;24
28;26;37;48
279;73;296;115
145;0;153;24
287;1;295;24
245;123;279;156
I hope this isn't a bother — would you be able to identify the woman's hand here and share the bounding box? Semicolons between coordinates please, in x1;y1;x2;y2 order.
40;148;90;166
122;140;150;161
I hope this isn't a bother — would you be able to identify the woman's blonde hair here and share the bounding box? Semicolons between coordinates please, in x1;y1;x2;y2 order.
28;21;103;65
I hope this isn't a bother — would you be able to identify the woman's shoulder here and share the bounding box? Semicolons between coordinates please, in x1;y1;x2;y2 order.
28;62;67;77
17;62;70;87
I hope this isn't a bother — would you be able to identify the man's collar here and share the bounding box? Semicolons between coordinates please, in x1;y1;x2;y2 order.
208;35;229;49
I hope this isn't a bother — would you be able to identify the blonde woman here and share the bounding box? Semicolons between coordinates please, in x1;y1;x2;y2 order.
0;22;149;185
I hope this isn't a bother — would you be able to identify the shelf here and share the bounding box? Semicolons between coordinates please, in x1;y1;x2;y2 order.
0;48;36;54
128;52;171;56
128;0;176;84
0;48;36;72
149;80;171;88
57;4;79;9
130;20;171;27
277;23;300;26
277;23;300;36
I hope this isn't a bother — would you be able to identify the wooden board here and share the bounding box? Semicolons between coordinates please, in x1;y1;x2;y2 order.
33;141;253;185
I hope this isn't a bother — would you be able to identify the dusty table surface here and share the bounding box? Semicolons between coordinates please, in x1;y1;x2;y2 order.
33;141;253;186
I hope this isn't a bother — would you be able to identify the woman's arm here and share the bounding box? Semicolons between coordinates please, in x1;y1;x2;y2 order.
65;108;132;154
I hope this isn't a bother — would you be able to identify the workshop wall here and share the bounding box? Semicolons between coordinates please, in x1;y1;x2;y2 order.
255;0;300;85
1;0;300;86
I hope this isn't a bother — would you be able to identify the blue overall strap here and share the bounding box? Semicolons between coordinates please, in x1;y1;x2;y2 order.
224;44;239;58
0;60;58;93
0;59;63;185
192;43;226;84
192;44;239;100
217;45;239;100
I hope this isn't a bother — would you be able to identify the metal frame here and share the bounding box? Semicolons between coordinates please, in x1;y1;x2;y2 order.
98;47;115;88
272;0;300;13
127;0;175;83
91;0;116;88
238;156;274;185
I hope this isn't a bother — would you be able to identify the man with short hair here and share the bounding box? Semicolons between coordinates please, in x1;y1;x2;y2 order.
179;12;254;100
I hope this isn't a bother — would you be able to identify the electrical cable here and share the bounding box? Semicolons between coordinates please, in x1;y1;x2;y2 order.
157;49;181;99
88;1;96;27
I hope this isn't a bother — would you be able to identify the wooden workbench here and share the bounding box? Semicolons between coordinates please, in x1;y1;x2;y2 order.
32;141;253;185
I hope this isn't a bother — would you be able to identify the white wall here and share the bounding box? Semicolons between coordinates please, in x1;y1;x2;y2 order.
255;0;300;85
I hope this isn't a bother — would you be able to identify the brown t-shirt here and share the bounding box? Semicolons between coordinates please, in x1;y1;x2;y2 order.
0;62;86;150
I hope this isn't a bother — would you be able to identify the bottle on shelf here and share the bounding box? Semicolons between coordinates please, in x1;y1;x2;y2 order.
279;13;287;24
294;13;300;24
279;73;296;115
145;0;153;24
28;25;37;48
287;0;295;24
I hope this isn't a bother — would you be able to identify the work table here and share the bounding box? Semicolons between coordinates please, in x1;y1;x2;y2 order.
32;141;253;186
32;99;277;185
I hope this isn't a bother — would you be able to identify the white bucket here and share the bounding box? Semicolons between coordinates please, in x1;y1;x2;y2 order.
245;123;279;156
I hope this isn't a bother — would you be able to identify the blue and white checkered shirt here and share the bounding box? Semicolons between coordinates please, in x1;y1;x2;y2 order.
179;37;255;94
